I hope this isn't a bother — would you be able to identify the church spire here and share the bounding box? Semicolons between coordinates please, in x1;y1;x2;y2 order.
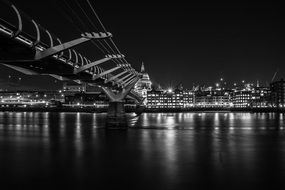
141;62;145;73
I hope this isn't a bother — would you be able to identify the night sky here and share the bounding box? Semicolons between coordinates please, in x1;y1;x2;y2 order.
1;1;285;90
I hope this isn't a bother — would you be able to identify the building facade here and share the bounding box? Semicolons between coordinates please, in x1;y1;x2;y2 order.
270;79;285;108
134;62;152;103
194;88;232;108
63;82;86;94
232;90;252;108
147;87;194;109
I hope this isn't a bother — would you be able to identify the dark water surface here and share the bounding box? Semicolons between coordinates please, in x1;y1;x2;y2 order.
1;112;285;190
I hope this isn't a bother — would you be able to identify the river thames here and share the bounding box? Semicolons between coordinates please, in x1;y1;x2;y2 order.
0;112;285;189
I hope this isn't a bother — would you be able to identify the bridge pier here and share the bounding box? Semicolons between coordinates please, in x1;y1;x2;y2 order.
106;101;127;129
101;76;140;129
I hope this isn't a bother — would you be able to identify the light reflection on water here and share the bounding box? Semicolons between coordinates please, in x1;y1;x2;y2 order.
0;112;285;189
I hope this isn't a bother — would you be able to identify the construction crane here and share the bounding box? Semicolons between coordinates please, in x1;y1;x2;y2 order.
271;69;279;82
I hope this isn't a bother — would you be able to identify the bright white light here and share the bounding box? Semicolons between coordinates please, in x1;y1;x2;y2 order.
168;88;173;93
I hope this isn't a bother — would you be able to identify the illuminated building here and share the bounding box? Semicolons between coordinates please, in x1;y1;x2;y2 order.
182;90;194;108
134;62;152;103
64;92;108;107
232;82;271;108
0;91;64;108
64;92;136;107
232;90;252;108
270;79;285;108
63;82;86;94
147;84;194;109
194;87;232;108
251;86;271;108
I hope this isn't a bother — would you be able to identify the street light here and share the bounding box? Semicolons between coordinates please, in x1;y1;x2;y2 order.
168;88;173;93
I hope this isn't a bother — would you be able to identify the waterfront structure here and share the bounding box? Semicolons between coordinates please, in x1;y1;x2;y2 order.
194;87;232;108
270;79;285;108
232;83;271;108
232;90;252;108
0;90;64;107
147;85;194;109
146;81;274;110
251;86;271;108
64;92;108;107
63;82;86;94
64;91;136;108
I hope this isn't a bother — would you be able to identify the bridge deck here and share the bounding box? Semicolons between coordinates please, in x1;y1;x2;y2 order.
0;23;112;87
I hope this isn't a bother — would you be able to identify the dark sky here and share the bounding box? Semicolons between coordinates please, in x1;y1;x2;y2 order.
1;1;285;90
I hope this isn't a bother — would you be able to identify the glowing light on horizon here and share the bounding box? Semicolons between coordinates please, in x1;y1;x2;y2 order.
168;88;173;93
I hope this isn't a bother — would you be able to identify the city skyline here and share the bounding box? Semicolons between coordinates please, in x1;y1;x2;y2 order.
1;2;285;189
1;1;285;90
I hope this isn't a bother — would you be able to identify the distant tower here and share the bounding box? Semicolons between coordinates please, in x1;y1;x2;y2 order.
141;62;145;72
134;62;152;103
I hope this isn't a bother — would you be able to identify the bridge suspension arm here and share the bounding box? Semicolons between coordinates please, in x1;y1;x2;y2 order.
104;70;129;83
92;66;121;80
121;75;137;86
11;5;22;38
31;20;40;47
101;77;139;102
73;57;111;74
123;76;140;88
34;32;112;60
56;38;64;58
120;77;140;99
116;73;134;84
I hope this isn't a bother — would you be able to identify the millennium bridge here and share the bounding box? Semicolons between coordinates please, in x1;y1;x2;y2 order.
0;0;143;128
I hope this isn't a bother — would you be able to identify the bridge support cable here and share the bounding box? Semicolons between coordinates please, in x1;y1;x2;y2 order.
64;0;134;74
74;0;123;67
85;0;134;71
56;0;113;78
60;0;115;70
62;0;112;61
61;0;127;81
